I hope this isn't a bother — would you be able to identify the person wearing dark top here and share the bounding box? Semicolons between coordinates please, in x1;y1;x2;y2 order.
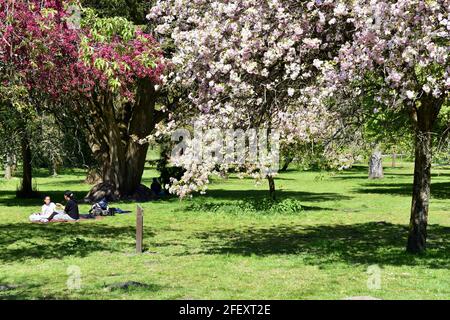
151;178;162;197
46;191;79;222
64;197;80;220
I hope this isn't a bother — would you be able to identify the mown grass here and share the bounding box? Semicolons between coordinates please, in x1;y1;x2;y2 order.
0;161;448;300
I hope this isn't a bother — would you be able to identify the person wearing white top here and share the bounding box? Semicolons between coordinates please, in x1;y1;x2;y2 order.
29;196;57;222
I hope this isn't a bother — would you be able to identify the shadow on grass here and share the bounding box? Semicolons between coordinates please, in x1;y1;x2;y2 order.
355;181;450;199
0;222;155;263
0;277;163;300
192;222;449;269
0;275;75;300
0;187;352;208
331;174;371;180
0;278;65;300
8;168;88;179
181;199;334;214
332;173;409;180
0;190;90;207
341;165;372;173
201;189;352;202
178;189;350;214
41;179;90;186
0;189;178;207
335;172;450;179
220;175;296;181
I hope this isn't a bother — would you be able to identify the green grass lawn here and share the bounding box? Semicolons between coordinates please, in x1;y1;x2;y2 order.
0;162;448;300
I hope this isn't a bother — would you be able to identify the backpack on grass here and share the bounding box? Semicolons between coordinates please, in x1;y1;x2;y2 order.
89;199;114;217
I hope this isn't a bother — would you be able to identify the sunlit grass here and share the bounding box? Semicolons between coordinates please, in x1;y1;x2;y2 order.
0;161;448;299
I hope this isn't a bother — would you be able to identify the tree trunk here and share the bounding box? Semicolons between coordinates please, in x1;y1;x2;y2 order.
85;167;102;185
4;154;12;180
368;149;383;179
11;154;17;176
50;157;59;178
267;175;276;200
407;130;432;253
19;134;33;197
391;152;396;168
280;155;293;172
84;79;161;202
406;95;442;254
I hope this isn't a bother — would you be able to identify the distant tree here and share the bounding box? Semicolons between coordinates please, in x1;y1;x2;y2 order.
0;103;20;181
362;100;414;177
0;0;80;196
0;99;37;196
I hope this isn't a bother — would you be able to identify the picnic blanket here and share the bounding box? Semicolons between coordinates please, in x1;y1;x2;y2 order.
30;215;104;224
29;199;130;223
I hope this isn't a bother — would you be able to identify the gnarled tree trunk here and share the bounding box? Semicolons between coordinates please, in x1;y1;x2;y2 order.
84;79;163;202
368;148;383;179
407;95;442;254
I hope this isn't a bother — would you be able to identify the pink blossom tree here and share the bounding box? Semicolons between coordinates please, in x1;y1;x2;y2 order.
0;0;166;200
0;0;78;196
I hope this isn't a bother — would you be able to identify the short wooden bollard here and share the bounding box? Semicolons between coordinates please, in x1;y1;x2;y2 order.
136;205;144;254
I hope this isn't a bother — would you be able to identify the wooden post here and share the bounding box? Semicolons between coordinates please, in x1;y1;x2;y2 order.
136;205;143;254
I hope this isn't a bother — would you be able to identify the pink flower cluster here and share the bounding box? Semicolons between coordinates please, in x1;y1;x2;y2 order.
324;0;449;104
0;0;165;102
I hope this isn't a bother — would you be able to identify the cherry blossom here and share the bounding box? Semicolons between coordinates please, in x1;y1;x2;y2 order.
148;0;351;197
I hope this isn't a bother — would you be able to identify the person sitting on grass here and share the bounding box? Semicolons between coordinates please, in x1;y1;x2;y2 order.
29;196;56;222
42;191;80;223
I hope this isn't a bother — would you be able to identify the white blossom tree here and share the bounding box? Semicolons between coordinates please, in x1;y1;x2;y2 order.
148;0;349;198
320;0;449;253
